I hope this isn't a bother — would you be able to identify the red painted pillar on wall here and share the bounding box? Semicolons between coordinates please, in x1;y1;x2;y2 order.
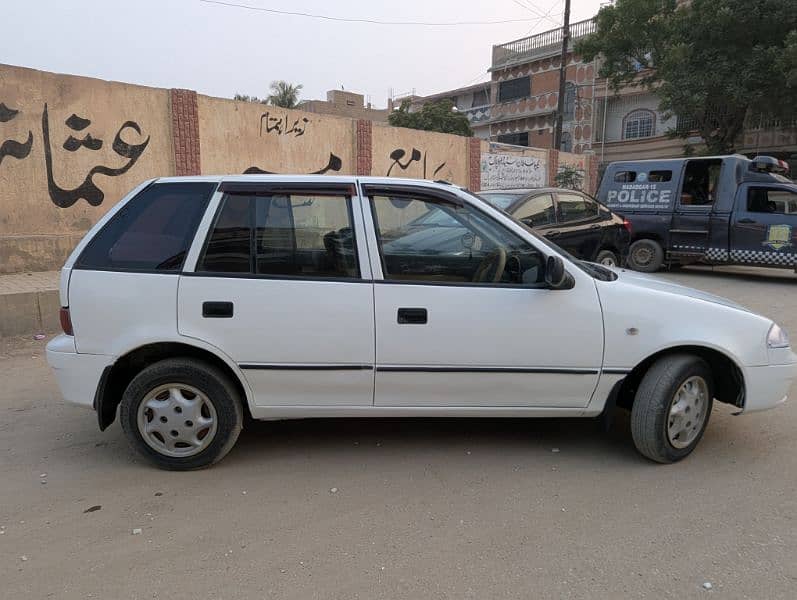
355;119;372;176
468;138;481;191
548;149;560;186
170;89;201;176
588;155;599;195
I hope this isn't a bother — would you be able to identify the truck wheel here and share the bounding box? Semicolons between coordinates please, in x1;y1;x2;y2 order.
630;354;714;463
627;239;664;272
596;250;619;267
120;358;243;470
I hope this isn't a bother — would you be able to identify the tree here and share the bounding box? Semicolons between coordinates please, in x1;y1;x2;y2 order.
233;94;267;104
389;99;473;137
576;0;797;154
267;81;303;109
554;165;584;190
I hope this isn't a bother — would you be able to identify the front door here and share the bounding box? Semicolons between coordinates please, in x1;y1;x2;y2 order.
178;181;375;407
730;184;797;268
668;159;721;257
362;184;604;408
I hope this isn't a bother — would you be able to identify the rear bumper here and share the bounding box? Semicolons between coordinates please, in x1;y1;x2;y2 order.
741;361;797;413
46;335;114;409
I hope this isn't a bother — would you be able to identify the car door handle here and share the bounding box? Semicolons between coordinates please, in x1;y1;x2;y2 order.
547;230;561;237
202;301;234;318
738;218;756;224
397;308;428;324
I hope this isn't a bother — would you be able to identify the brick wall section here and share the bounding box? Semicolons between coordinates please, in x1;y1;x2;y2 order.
170;89;201;176
355;119;373;176
468;138;481;191
548;149;559;186
588;156;599;195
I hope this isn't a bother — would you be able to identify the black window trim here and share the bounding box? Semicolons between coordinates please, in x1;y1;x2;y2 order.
194;187;365;281
366;186;555;290
73;180;219;274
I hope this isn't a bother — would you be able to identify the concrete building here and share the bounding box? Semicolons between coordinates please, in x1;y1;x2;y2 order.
299;89;390;122
403;82;492;139
488;19;598;153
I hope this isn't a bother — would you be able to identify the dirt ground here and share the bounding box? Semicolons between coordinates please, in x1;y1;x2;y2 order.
1;266;796;599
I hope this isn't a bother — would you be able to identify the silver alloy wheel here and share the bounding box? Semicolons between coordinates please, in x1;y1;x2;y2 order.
667;376;709;449
137;384;218;458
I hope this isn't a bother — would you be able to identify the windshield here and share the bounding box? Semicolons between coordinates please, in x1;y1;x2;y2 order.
478;192;526;210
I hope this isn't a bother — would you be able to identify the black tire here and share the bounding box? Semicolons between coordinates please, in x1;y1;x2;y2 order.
595;249;620;267
120;358;243;470
630;354;714;464
627;239;664;272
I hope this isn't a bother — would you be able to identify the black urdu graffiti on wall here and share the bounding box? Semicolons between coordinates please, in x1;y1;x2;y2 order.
0;101;150;208
0;103;33;166
387;147;447;179
260;111;309;137
243;153;343;175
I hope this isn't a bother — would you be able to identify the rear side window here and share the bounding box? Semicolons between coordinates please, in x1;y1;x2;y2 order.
76;182;215;272
557;193;599;223
197;193;359;278
514;193;555;226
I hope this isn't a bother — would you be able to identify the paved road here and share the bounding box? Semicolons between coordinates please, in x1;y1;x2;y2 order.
1;266;796;599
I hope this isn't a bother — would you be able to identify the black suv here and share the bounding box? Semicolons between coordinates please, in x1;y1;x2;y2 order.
479;187;631;267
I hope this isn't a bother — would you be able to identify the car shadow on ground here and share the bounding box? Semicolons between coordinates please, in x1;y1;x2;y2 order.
663;265;797;284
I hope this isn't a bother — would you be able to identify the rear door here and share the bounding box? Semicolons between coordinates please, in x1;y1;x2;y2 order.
178;180;376;407
668;159;722;259
550;191;603;260
730;184;797;267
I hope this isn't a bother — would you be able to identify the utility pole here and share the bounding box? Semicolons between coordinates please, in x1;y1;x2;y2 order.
553;0;571;151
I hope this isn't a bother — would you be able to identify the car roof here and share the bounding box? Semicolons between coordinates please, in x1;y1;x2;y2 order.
479;187;582;195
154;174;459;188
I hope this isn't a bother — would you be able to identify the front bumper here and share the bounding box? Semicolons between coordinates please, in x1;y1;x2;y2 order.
741;361;797;413
46;335;114;409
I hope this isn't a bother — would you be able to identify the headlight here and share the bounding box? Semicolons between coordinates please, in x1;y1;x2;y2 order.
767;323;790;348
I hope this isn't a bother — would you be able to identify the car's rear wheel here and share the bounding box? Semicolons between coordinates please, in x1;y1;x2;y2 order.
595;249;620;267
630;354;714;463
120;359;243;470
627;239;664;272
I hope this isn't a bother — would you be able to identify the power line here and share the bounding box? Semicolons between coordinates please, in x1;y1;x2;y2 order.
510;0;563;27
199;0;556;26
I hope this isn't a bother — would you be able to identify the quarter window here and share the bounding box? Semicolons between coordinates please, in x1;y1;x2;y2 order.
623;109;655;139
76;182;215;272
370;194;545;286
198;193;359;278
747;188;797;215
514;193;555;226
557;193;598;223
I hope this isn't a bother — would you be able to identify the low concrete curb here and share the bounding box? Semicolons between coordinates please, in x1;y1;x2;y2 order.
0;271;61;337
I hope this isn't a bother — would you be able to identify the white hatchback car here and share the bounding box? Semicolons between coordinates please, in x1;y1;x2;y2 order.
47;176;796;469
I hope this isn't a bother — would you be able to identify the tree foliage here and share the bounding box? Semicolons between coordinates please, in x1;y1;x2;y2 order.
576;0;797;154
233;93;267;104
554;165;584;190
389;99;474;137
267;81;303;109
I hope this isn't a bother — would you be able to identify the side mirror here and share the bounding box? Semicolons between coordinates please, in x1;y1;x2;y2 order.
544;255;573;290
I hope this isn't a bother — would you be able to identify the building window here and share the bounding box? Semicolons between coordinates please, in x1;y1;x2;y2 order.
472;88;489;107
560;131;572;152
496;132;529;146
623;109;655;139
563;83;576;121
498;76;531;102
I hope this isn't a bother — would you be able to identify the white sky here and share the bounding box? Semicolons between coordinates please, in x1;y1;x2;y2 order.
2;0;605;107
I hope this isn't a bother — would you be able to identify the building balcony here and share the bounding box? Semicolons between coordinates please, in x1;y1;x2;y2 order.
491;18;596;71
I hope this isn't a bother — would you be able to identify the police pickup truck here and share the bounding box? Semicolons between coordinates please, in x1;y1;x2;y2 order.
597;155;796;272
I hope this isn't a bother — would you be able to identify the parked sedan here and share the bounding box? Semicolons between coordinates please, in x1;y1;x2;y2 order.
478;188;630;267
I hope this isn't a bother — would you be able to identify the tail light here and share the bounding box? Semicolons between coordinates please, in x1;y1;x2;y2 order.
59;307;74;336
622;218;632;234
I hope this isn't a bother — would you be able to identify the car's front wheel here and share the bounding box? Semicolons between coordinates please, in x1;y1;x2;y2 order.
595;249;620;267
630;354;714;463
120;359;243;470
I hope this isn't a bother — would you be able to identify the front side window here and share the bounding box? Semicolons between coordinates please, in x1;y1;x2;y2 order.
76;182;216;272
198;192;358;278
747;188;797;214
557;193;598;223
370;194;545;286
514;193;555;226
623;109;655;139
